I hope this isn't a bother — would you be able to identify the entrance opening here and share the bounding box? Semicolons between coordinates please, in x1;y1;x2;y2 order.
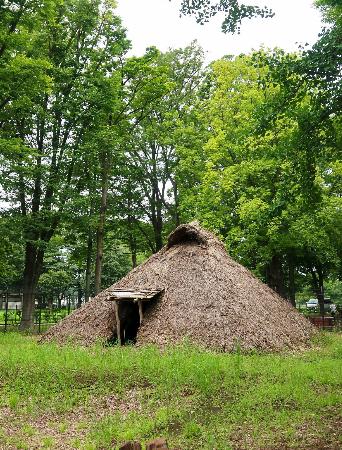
105;288;163;346
120;301;140;344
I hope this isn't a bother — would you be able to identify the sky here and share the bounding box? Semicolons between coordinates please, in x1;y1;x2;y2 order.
116;0;323;62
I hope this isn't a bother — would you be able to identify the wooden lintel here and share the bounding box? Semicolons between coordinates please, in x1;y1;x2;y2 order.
105;288;162;301
106;296;153;302
110;288;162;292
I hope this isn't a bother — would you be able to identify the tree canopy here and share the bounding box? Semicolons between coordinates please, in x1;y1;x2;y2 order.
0;0;341;327
178;0;274;33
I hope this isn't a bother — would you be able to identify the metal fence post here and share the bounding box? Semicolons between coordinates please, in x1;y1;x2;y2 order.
4;291;9;332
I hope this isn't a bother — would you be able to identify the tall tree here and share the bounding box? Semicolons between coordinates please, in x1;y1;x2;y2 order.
119;43;205;252
0;0;129;328
178;49;341;305
91;47;174;292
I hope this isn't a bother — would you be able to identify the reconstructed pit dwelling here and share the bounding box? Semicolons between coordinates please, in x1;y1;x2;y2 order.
42;223;315;351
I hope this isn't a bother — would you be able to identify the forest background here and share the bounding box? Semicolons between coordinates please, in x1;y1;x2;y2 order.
0;0;341;329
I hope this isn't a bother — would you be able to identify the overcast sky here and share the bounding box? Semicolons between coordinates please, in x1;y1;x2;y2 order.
116;0;323;62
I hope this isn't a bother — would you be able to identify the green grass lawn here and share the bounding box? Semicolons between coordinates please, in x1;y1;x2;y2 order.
0;333;341;450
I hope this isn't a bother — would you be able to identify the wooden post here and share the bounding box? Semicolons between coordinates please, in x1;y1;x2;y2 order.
138;300;143;325
114;301;121;345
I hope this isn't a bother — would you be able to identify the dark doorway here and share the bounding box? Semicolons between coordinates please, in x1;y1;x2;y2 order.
119;301;141;344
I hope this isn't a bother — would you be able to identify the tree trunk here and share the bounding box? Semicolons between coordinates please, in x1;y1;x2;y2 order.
94;154;109;295
173;179;181;226
150;183;163;251
84;228;93;302
317;268;325;316
128;217;137;268
288;253;296;307
150;143;163;252
131;249;137;268
19;243;44;330
310;265;325;316
153;210;163;252
20;289;36;330
77;287;83;309
266;255;286;298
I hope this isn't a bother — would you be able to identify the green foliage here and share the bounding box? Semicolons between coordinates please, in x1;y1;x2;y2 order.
0;0;340;317
325;279;342;305
0;215;24;290
101;238;132;289
113;42;205;252
178;46;341;297
178;0;274;33
0;0;131;323
38;270;72;298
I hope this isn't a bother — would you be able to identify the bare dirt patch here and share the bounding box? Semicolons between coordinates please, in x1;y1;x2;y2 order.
230;409;342;450
0;389;143;449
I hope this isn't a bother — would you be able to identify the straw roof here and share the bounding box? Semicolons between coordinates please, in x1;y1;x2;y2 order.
41;223;315;351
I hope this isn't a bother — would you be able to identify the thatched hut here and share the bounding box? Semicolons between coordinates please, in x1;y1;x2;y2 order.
41;223;315;351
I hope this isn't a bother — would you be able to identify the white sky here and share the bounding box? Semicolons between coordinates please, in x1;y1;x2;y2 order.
116;0;323;62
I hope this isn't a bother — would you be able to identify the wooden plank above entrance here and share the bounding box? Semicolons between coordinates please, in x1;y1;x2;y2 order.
105;288;162;301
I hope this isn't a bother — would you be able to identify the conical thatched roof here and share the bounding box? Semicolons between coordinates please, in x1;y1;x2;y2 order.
41;223;315;351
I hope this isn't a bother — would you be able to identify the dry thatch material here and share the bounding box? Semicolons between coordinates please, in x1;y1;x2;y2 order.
41;223;315;351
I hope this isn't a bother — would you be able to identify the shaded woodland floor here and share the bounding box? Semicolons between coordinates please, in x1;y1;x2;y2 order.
0;333;341;449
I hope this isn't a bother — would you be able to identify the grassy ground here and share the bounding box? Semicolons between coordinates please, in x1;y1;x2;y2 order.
0;333;341;450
